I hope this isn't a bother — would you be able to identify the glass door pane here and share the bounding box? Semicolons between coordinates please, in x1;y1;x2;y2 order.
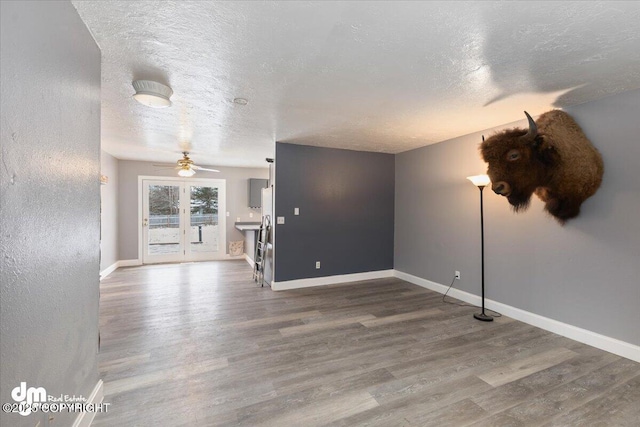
143;182;184;264
142;178;225;264
189;185;219;255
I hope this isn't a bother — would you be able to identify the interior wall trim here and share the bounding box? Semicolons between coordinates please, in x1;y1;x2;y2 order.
103;257;250;280
118;259;142;268
100;259;140;281
71;379;104;427
271;269;394;291
99;262;119;281
243;253;255;268
394;270;640;363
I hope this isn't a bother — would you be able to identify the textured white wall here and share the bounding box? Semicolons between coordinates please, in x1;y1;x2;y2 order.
0;2;101;426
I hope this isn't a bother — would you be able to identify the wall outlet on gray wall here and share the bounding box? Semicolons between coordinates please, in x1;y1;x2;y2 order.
316;261;321;269
455;271;461;280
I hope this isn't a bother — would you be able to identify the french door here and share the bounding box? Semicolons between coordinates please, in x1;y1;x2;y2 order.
141;178;226;264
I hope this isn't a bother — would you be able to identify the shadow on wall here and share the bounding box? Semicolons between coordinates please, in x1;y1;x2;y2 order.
481;2;640;107
479;92;640;256
560;96;640;254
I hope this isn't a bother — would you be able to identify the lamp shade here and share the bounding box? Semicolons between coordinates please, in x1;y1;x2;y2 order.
467;174;491;187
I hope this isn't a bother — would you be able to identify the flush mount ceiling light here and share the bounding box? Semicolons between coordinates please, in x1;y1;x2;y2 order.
132;80;173;108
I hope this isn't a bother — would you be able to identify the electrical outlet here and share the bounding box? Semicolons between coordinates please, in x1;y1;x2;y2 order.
226;212;230;217
249;212;253;218
316;261;321;269
294;207;299;215
455;271;461;280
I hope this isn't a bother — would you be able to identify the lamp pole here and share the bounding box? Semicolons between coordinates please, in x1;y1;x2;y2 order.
474;185;492;321
466;174;493;322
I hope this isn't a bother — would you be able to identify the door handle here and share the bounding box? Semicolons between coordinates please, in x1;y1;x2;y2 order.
143;218;148;227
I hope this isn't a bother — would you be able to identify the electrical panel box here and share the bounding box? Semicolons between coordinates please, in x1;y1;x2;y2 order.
249;178;268;208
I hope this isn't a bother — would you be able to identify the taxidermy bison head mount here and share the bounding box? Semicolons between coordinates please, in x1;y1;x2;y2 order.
480;110;603;224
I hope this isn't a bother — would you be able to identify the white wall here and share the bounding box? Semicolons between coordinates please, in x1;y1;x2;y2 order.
100;151;119;272
117;160;269;261
0;2;101;426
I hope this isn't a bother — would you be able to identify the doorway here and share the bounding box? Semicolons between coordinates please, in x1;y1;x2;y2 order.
141;178;226;264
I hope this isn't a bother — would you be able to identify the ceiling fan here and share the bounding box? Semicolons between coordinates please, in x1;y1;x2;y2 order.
153;152;219;177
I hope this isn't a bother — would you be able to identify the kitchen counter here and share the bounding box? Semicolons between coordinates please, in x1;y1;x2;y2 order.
235;221;261;231
236;222;261;265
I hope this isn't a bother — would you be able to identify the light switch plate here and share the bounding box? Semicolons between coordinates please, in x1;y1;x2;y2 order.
294;208;299;215
277;216;285;224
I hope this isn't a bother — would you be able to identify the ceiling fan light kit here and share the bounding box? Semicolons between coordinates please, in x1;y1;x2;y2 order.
153;152;220;177
132;80;173;108
178;167;196;177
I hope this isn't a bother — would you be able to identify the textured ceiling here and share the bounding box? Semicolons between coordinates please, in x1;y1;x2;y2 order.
73;1;640;168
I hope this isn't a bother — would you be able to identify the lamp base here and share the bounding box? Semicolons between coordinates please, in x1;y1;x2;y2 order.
474;312;494;322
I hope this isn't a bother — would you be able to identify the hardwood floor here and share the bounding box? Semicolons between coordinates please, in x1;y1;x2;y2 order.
94;261;640;426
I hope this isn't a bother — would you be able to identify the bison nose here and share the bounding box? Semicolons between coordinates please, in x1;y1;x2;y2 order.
492;181;510;195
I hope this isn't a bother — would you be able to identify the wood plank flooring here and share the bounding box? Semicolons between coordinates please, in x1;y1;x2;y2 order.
94;261;640;426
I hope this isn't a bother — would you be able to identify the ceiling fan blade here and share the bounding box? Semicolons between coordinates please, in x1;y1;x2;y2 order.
192;165;220;172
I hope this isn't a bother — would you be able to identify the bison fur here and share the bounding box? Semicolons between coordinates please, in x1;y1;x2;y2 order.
480;110;603;224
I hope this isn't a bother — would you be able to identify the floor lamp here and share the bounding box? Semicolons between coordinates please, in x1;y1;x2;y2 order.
466;174;493;322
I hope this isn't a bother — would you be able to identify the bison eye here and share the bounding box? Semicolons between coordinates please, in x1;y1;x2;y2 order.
506;149;520;161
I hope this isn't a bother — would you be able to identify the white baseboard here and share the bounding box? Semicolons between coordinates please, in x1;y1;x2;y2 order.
100;259;136;280
99;262;119;281
394;270;640;363
112;254;245;272
118;259;141;267
272;269;394;291
72;379;104;427
243;253;255;268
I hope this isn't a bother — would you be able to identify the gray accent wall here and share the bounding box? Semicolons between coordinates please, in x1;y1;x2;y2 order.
274;142;394;282
117;160;269;260
395;89;640;346
100;151;119;272
0;2;101;426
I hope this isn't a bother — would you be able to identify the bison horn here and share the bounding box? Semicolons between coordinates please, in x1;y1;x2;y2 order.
522;111;538;141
